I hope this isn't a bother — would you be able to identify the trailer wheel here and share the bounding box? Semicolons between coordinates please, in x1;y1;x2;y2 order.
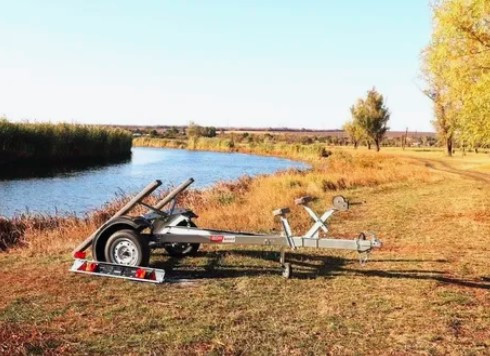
104;229;150;267
282;263;292;279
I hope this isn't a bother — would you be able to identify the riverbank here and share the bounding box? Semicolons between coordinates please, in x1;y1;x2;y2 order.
0;120;132;165
133;136;330;161
0;144;489;354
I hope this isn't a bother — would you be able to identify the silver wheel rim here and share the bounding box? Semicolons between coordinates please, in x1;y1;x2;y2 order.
112;238;139;265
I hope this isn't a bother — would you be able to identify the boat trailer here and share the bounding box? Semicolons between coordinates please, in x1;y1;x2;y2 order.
71;178;381;283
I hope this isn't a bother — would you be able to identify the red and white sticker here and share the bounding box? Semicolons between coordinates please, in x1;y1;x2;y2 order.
210;235;224;243
210;235;236;243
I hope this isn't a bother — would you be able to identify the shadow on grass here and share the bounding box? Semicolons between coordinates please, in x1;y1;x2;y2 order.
151;249;490;290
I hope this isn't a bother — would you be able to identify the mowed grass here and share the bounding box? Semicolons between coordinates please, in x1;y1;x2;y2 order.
0;148;489;354
381;146;490;174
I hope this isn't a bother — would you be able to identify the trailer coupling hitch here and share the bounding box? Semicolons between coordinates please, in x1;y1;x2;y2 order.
356;232;381;265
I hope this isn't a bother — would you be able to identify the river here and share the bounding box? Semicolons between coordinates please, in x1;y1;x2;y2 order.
0;147;308;216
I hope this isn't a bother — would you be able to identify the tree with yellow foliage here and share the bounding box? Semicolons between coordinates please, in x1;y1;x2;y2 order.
423;0;490;154
343;120;365;149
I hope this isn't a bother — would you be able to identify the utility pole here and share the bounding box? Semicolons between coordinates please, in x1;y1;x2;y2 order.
402;127;408;150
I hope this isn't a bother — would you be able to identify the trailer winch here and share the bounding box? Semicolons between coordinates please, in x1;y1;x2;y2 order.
71;178;381;282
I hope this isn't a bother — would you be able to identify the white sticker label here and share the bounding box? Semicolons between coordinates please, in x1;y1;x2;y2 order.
222;235;236;243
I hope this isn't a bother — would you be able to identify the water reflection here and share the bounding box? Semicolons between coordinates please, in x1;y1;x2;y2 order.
0;153;132;180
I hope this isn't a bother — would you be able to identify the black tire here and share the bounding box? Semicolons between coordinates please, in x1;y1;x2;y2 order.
164;242;200;257
164;220;200;257
104;229;150;267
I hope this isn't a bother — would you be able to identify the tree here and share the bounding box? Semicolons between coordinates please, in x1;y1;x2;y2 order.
421;85;458;156
423;0;490;152
203;126;217;137
342;120;365;148
150;129;159;137
187;122;217;138
187;121;201;137
161;126;180;138
350;88;390;151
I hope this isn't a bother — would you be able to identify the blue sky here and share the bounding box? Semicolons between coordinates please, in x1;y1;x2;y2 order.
0;1;434;131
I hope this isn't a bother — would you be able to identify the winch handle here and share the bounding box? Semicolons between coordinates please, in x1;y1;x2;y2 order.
349;200;366;206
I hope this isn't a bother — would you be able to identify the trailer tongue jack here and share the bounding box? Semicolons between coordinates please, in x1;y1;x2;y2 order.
71;178;381;283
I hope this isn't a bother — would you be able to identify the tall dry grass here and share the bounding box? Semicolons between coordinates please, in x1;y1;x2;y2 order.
0;120;132;164
182;150;434;234
0;217;26;251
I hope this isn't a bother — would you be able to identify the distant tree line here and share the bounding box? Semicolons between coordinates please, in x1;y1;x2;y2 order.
217;130;435;148
132;121;438;149
138;122;218;139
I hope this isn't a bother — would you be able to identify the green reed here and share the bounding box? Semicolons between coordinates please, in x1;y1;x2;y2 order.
0;120;132;163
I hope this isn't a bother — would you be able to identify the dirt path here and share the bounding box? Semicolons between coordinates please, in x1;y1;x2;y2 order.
413;157;490;184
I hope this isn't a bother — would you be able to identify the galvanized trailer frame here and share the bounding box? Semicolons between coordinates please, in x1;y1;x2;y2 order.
150;227;378;252
71;178;381;282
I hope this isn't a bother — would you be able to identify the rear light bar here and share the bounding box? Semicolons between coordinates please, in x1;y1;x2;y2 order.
71;259;165;283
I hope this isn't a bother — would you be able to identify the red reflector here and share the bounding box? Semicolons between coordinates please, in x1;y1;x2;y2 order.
147;271;156;280
135;268;146;279
74;251;86;259
86;262;98;272
77;262;88;271
210;235;224;243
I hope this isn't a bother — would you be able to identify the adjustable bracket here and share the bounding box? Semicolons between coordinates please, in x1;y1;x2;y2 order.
273;208;295;249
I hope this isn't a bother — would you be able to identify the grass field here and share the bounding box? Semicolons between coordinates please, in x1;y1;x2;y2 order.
0;144;489;354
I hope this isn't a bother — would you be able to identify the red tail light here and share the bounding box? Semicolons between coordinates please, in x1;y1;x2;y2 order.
74;251;86;259
135;268;147;279
77;262;88;271
86;262;98;272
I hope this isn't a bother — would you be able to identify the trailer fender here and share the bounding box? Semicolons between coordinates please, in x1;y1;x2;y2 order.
92;216;151;262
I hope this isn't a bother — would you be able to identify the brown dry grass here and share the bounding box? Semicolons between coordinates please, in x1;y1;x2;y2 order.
187;151;435;235
0;146;489;355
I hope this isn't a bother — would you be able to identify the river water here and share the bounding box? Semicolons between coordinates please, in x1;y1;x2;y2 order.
0;147;308;216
